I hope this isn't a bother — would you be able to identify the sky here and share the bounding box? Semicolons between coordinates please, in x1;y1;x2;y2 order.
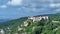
0;0;60;19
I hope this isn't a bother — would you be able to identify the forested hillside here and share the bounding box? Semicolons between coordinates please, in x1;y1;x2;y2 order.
0;14;60;34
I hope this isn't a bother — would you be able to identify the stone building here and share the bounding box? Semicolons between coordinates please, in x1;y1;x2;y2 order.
28;16;48;22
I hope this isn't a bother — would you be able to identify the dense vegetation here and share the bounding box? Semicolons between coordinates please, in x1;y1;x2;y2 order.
0;14;60;34
0;17;28;34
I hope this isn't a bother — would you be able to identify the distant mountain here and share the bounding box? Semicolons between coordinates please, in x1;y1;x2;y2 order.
0;13;60;22
0;19;11;22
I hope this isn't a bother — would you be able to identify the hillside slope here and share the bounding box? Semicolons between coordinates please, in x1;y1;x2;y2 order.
0;14;60;34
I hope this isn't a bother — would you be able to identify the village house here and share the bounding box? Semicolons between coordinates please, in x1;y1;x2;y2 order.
28;16;49;22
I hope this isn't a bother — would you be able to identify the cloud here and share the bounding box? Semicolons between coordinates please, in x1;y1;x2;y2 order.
49;3;60;7
54;9;60;12
7;0;22;6
18;6;48;13
0;5;7;8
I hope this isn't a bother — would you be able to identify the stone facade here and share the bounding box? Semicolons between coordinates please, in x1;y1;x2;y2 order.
28;16;48;22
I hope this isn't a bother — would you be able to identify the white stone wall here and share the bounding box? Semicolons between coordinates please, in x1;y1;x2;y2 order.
28;16;48;22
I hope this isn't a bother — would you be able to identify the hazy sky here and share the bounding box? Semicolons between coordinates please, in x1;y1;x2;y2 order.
0;0;60;19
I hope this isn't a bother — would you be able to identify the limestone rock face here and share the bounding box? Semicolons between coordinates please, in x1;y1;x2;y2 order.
24;21;29;27
0;29;5;34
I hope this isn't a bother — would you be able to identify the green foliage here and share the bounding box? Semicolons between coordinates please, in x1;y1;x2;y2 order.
0;14;60;34
0;17;28;34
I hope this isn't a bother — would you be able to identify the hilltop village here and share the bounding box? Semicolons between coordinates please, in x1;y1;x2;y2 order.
28;16;48;22
0;16;49;34
18;16;49;34
19;16;49;27
24;16;48;26
0;15;60;34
